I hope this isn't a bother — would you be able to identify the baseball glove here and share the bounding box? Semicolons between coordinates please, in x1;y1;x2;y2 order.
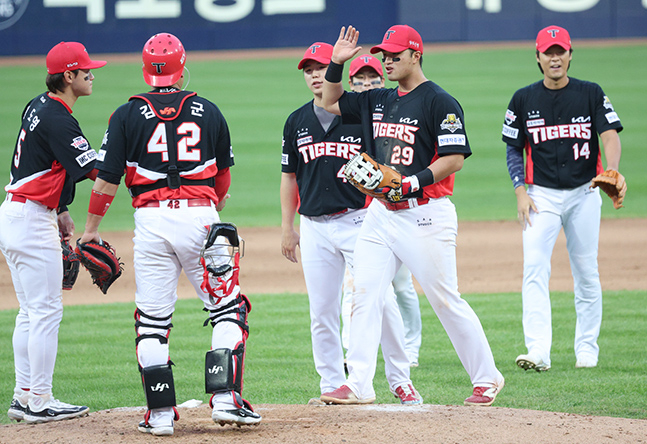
343;153;403;203
61;239;80;291
591;169;626;209
75;239;124;294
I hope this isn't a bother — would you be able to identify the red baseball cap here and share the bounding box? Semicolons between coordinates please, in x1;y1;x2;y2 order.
370;25;423;55
297;42;333;70
349;54;383;78
536;26;571;52
46;42;106;75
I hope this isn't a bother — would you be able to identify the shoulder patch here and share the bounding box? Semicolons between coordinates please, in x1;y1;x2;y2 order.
440;114;463;133
71;136;89;151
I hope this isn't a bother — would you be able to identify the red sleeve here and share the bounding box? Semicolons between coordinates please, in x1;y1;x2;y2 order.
214;167;231;201
85;168;98;181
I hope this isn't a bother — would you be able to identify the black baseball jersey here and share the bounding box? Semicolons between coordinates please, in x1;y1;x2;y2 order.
502;78;623;189
5;93;97;209
339;81;472;199
97;89;234;207
281;101;369;217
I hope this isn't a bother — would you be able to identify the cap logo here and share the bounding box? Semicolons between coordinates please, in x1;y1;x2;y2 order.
409;40;419;49
152;62;166;74
309;44;321;54
547;29;559;38
66;62;79;68
360;55;371;63
385;30;396;40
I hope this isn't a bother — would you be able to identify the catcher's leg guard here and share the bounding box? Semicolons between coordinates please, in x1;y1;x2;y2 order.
206;348;235;393
141;364;177;410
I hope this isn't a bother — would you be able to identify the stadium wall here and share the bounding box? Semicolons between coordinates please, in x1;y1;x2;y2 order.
1;0;646;56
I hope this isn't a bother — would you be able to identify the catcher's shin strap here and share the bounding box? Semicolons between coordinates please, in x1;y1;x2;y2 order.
382;197;430;211
134;309;173;345
129;177;215;197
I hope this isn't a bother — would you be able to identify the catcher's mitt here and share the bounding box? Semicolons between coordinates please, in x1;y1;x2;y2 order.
75;239;124;294
61;239;80;291
591;168;626;209
343;153;404;202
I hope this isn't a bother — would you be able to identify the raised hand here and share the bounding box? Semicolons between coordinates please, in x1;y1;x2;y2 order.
332;26;362;64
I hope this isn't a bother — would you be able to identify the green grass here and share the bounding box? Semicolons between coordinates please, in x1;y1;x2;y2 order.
1;43;646;230
1;290;645;424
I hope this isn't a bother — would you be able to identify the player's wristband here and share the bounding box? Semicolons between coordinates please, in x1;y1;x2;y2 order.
414;168;435;188
325;61;344;83
88;190;114;216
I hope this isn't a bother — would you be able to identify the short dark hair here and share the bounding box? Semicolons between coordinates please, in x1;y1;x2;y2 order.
46;69;79;94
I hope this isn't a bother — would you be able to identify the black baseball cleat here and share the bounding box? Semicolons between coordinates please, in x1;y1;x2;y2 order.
23;396;89;424
7;398;28;422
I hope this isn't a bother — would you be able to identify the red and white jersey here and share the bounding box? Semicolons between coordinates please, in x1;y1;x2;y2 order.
5;93;97;209
97;89;234;207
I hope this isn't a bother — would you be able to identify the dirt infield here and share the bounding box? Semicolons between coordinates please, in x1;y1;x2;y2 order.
1;219;646;443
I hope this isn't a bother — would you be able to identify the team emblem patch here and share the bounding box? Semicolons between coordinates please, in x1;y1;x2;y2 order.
71;136;90;151
603;95;615;110
505;109;517;125
281;153;289;165
440;114;463;133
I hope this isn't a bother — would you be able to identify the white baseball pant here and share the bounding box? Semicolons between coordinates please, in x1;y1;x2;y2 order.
522;183;603;366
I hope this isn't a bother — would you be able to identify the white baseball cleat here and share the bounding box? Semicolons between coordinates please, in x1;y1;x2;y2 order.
575;356;597;368
212;406;261;426
516;353;551;372
138;421;174;436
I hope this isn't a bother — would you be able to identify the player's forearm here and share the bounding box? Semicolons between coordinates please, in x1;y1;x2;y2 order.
280;173;299;230
83;178;119;238
321;80;343;115
430;154;464;183
214;167;231;201
600;129;622;171
506;144;525;189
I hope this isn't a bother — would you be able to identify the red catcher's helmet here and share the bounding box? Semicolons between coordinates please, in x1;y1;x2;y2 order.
142;33;186;87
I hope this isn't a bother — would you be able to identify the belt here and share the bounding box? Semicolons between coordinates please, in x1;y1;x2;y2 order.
382;198;430;211
137;198;213;208
8;194;27;203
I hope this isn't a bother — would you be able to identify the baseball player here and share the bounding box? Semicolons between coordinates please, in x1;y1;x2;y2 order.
340;54;422;367
503;26;625;372
0;41;105;423
281;42;422;405
320;25;504;406
78;33;260;435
